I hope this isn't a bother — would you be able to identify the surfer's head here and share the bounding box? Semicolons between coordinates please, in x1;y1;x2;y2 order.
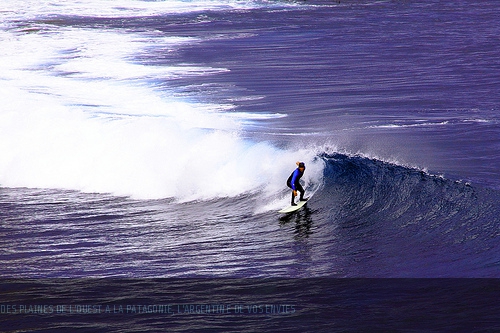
298;162;305;171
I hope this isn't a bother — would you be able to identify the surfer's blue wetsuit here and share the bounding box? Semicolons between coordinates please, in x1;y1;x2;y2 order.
287;163;306;206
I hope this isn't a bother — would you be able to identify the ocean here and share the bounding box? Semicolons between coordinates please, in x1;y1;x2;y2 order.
1;0;499;331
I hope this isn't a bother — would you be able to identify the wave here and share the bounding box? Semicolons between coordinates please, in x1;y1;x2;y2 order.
0;7;324;200
310;153;500;276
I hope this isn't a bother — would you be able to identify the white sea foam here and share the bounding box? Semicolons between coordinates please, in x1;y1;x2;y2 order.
0;0;250;20
0;0;298;22
0;1;323;200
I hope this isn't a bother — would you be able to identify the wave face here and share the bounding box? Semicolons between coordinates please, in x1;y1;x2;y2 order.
310;154;500;277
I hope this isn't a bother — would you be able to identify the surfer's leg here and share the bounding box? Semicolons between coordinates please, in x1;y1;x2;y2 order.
291;191;296;206
297;183;307;201
288;183;297;206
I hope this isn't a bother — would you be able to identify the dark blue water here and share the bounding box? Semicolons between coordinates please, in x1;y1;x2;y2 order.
1;0;500;331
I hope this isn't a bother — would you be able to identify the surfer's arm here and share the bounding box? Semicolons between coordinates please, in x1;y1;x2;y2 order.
290;169;299;190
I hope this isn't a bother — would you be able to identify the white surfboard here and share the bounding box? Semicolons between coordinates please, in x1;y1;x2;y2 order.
278;199;308;214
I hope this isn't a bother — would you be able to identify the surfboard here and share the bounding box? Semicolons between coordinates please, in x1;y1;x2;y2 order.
278;200;308;214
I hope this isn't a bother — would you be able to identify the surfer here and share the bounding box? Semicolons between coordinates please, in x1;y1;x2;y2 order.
287;162;308;206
